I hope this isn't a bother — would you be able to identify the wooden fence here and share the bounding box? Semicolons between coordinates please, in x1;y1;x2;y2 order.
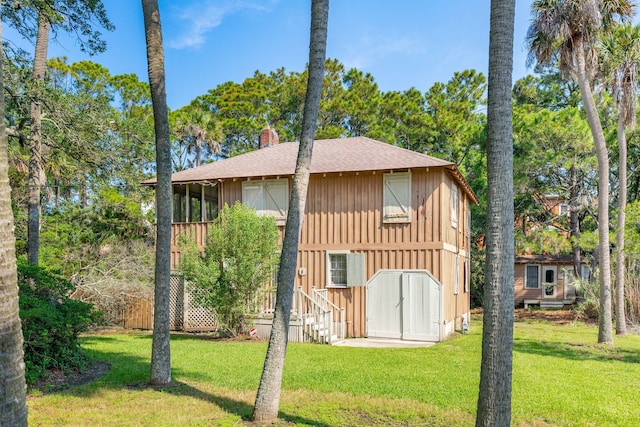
93;273;218;331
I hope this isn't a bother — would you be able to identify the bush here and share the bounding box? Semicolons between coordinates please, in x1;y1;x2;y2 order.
180;203;279;336
18;261;101;383
573;275;599;320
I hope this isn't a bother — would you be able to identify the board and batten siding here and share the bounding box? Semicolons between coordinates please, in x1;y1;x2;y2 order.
171;168;472;338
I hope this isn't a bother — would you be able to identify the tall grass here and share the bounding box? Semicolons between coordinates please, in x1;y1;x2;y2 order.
27;318;640;426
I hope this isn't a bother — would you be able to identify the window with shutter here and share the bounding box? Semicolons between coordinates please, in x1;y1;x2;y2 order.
451;184;458;228
264;180;288;225
242;179;288;225
326;250;366;287
454;254;460;295
383;172;411;223
242;183;264;211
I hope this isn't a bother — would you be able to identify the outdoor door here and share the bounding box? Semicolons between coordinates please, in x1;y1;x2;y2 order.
542;266;557;299
367;270;441;341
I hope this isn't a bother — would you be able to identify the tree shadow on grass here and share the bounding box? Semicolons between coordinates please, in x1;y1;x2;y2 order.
53;335;328;426
514;337;640;363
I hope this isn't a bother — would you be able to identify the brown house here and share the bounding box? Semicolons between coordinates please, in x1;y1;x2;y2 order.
514;194;589;309
149;127;478;342
514;255;589;308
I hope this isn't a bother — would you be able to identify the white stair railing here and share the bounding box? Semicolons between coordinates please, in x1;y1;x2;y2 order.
253;285;345;344
298;287;334;344
312;287;346;341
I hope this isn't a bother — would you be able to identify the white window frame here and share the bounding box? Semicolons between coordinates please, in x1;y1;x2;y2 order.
559;203;569;216
525;265;540;289
326;250;351;288
451;183;459;228
242;178;288;225
383;172;412;223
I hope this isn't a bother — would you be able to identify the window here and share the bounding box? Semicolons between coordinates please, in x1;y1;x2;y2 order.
172;183;218;223
559;203;569;216
326;250;366;287
383;172;411;223
329;254;347;285
242;179;288;225
525;265;540;289
544;268;555;283
451;184;459;228
464;257;470;293
581;265;591;281
454;255;460;295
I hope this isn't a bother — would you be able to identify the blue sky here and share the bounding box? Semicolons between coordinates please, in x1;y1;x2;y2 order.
7;0;536;110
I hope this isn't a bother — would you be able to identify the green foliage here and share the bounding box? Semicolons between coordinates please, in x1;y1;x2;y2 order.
18;261;100;383
573;276;600;320
38;189;153;275
470;245;485;308
180;203;280;335
515;227;572;255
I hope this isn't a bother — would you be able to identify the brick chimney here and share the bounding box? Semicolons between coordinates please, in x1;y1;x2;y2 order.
259;125;279;149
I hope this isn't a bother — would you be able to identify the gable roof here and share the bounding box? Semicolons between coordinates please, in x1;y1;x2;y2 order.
144;136;478;204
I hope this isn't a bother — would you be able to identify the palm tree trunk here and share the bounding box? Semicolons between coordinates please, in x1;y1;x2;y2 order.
570;159;581;280
0;18;28;426
27;14;50;265
142;0;172;385
615;113;627;335
476;0;515;426
252;0;329;422
574;36;614;345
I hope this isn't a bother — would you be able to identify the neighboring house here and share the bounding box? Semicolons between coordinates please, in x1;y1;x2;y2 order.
514;194;589;308
515;255;590;309
146;126;478;342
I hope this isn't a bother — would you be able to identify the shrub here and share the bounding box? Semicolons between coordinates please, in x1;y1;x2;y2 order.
573;275;600;320
180;203;280;336
18;261;101;383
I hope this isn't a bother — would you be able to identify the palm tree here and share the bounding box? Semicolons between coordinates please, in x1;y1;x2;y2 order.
527;0;634;345
142;0;172;386
475;0;516;425
600;23;640;336
0;18;28;427
174;107;221;167
27;13;50;265
252;0;329;422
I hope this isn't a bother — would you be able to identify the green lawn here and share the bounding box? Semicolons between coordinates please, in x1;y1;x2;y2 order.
27;317;640;426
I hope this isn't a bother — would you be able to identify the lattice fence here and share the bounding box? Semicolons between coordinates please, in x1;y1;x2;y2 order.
171;273;218;332
169;274;185;330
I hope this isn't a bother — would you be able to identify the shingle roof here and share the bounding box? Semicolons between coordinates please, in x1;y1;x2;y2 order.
144;136;478;203
515;254;575;264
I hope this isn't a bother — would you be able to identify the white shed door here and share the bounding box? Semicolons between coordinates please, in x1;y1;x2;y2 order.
366;271;402;339
367;270;441;341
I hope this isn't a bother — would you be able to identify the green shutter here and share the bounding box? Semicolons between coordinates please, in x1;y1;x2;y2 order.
346;253;366;286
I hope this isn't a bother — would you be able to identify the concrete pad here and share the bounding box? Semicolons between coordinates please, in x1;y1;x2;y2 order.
332;338;435;348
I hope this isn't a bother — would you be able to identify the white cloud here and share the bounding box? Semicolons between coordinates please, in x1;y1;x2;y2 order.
167;0;277;50
341;34;426;70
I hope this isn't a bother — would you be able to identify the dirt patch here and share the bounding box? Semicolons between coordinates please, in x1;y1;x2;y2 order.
31;361;111;393
474;307;587;325
514;308;582;324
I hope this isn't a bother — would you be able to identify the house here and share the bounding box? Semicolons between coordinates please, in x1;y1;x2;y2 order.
514;254;590;309
147;126;478;342
514;193;590;309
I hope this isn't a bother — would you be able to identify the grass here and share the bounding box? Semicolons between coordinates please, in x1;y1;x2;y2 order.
27;317;640;426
